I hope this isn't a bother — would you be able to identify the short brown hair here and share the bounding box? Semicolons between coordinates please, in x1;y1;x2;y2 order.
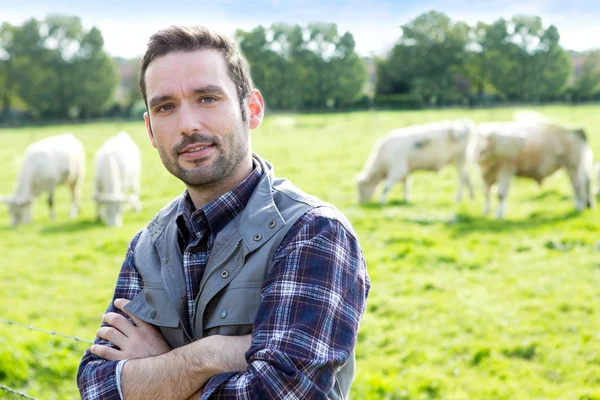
139;26;253;109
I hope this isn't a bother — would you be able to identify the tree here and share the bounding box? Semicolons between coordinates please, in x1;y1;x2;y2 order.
236;23;366;111
573;50;600;100
6;15;118;119
0;23;18;121
482;16;571;101
376;11;470;105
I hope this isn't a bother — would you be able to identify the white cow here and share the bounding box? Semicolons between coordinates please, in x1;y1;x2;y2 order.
594;163;600;198
1;133;85;227
356;119;476;204
94;131;142;226
475;113;594;219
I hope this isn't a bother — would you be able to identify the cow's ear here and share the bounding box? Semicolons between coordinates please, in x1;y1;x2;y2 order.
14;196;32;206
574;128;587;142
0;196;13;204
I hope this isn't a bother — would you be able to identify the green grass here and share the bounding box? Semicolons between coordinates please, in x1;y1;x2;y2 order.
1;105;600;399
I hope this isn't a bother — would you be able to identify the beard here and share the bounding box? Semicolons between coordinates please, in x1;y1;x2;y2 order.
157;126;250;188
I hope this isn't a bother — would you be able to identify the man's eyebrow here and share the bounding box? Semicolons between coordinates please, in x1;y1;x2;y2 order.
148;95;174;109
193;85;227;96
148;86;228;109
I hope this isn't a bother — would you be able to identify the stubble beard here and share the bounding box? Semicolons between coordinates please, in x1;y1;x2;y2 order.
158;124;250;189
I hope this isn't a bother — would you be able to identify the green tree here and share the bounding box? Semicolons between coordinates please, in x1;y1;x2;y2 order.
236;23;366;111
7;15;118;119
573;50;600;100
482;16;571;101
376;11;470;105
0;22;18;121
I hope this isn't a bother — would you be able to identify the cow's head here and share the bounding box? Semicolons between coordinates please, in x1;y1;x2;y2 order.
0;196;33;227
356;173;378;204
94;194;129;227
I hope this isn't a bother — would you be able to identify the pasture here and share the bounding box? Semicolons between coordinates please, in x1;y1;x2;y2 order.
1;105;600;399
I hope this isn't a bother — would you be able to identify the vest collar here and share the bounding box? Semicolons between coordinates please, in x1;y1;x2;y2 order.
148;153;287;253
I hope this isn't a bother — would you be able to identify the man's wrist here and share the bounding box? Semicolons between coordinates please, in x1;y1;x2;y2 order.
116;359;129;400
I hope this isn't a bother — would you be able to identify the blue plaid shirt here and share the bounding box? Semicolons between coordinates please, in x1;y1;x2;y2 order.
77;160;370;399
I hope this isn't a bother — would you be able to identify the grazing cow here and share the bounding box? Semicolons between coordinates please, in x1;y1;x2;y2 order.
1;133;85;227
356;119;476;204
594;163;600;197
94;131;142;226
475;113;594;219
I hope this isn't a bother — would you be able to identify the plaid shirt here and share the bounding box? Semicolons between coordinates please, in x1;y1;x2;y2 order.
77;160;370;399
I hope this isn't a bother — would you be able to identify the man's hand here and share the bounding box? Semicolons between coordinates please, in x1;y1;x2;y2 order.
90;298;172;361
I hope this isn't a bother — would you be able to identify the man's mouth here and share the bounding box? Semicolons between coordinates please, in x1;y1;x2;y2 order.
178;143;215;159
182;145;210;153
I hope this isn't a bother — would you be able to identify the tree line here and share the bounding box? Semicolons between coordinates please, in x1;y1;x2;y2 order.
1;12;599;123
376;11;600;108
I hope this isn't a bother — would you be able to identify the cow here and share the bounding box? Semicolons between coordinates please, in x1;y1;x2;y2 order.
93;131;142;226
475;113;594;219
356;119;476;204
1;133;85;227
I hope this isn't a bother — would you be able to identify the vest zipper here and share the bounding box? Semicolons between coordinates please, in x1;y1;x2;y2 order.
161;278;194;343
192;239;242;339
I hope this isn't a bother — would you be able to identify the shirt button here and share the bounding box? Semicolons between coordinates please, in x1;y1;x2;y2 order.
220;310;227;319
150;310;156;319
269;220;276;229
254;234;262;241
221;270;229;278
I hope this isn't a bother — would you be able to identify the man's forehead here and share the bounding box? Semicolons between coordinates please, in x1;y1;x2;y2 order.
147;49;227;75
145;49;232;94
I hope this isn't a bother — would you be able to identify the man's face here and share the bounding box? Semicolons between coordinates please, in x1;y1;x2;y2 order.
143;49;261;188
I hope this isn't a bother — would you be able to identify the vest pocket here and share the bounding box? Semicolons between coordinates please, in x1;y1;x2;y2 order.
125;286;180;328
203;285;262;335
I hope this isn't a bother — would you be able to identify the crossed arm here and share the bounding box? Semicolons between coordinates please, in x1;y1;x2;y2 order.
90;298;250;399
78;212;370;399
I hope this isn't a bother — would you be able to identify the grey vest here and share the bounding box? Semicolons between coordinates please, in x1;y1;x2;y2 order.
124;155;354;399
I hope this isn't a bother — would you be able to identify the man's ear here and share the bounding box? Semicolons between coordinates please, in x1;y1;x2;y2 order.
247;89;264;130
144;112;158;149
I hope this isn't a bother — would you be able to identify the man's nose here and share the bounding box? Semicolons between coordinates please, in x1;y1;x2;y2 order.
178;103;202;136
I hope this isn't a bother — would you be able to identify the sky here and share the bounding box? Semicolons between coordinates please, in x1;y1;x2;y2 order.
2;0;599;59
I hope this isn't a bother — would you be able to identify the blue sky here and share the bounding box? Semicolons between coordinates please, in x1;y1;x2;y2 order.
3;0;599;58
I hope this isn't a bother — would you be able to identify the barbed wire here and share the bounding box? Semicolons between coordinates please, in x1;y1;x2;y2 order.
0;384;37;400
0;317;94;344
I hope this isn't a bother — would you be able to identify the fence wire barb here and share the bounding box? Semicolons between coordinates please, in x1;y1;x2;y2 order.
0;317;94;344
0;384;37;399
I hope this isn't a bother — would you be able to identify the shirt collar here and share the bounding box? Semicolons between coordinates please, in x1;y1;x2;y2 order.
175;157;263;240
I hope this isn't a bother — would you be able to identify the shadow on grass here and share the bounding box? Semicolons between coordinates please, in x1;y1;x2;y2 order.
359;199;413;209
445;210;581;234
39;219;102;235
528;190;571;202
394;209;582;232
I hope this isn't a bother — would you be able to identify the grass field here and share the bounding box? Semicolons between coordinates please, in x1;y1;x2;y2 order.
1;105;600;399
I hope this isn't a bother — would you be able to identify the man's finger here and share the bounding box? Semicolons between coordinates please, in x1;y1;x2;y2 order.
96;326;128;349
102;312;136;337
114;298;148;328
90;344;125;361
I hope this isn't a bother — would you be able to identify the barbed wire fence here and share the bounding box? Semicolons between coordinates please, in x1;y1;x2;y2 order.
0;317;93;399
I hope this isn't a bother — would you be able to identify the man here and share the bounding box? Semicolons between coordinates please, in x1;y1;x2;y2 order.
77;25;370;399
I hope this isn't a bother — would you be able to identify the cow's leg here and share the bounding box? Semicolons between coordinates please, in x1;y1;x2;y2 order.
95;197;103;222
567;166;587;210
483;181;492;216
402;176;412;203
69;175;84;219
380;166;408;204
455;160;474;203
48;190;55;220
482;170;496;216
496;170;513;219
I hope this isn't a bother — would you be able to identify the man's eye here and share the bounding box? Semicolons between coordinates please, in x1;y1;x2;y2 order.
200;97;217;104
158;104;175;112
